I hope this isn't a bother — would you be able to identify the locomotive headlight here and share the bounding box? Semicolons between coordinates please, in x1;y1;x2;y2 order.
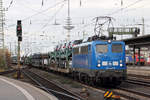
102;61;108;66
120;64;123;67
97;64;101;67
108;40;111;43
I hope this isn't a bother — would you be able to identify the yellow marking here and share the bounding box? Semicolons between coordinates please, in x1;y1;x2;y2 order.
107;92;113;98
104;91;109;97
112;95;120;99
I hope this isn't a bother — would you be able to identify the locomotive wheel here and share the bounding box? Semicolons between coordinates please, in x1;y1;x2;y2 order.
79;73;83;83
89;77;95;86
80;74;88;84
114;80;121;86
85;76;91;85
71;72;74;79
73;72;76;80
73;72;78;81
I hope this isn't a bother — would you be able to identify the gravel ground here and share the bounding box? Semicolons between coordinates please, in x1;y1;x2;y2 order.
29;68;150;100
127;66;150;76
29;68;105;100
3;69;36;85
5;66;150;100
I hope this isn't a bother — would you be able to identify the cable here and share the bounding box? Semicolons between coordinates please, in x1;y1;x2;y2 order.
37;3;66;32
107;0;144;16
8;0;13;8
75;0;146;35
6;0;13;10
15;0;51;19
122;2;150;14
22;0;67;21
6;0;67;28
73;21;95;33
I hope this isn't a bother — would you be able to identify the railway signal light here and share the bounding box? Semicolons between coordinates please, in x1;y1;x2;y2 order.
16;20;22;41
16;20;23;79
18;37;22;41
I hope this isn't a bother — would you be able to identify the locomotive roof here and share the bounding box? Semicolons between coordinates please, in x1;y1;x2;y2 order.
73;40;124;48
73;42;92;48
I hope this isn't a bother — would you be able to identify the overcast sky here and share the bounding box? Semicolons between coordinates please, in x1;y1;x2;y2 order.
3;0;150;55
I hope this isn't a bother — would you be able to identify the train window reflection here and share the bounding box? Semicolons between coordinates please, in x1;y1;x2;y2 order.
112;44;122;53
96;44;108;53
73;48;79;55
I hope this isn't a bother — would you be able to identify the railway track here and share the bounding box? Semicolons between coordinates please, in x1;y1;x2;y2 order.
126;78;150;87
0;69;17;75
128;74;150;79
82;81;150;100
27;67;150;100
117;86;150;99
114;77;150;99
76;80;149;100
22;69;84;100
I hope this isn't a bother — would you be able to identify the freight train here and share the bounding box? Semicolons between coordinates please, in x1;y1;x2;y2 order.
11;56;18;64
25;36;127;86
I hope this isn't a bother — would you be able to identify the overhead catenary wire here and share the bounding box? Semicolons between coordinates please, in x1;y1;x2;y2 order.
15;0;55;22
36;3;66;33
6;0;67;28
22;0;67;21
107;0;145;16
5;0;148;38
5;0;13;11
8;0;13;8
74;0;146;37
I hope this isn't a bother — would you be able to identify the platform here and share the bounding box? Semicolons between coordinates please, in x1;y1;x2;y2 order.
127;66;150;76
0;76;58;100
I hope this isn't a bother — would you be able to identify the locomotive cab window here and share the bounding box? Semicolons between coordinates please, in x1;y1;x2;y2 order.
81;46;88;54
88;45;91;53
112;44;123;53
73;48;79;55
96;44;108;53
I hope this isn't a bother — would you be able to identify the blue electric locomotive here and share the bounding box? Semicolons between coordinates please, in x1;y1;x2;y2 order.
72;40;126;85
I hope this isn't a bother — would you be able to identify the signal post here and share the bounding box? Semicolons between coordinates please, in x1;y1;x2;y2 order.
16;20;22;79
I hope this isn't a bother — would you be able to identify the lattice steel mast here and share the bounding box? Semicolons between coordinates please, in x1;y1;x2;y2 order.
0;0;6;67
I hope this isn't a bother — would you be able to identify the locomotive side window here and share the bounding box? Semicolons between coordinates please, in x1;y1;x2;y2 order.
81;46;88;54
73;48;79;55
88;45;91;53
96;44;108;53
112;44;122;53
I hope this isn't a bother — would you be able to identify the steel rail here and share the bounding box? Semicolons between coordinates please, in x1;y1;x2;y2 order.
30;67;150;99
118;87;150;98
0;69;17;75
22;69;84;100
126;79;150;87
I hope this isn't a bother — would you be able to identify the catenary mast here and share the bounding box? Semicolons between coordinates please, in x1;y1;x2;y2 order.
0;0;6;67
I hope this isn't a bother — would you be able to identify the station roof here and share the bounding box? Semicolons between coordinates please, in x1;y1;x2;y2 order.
123;34;150;48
